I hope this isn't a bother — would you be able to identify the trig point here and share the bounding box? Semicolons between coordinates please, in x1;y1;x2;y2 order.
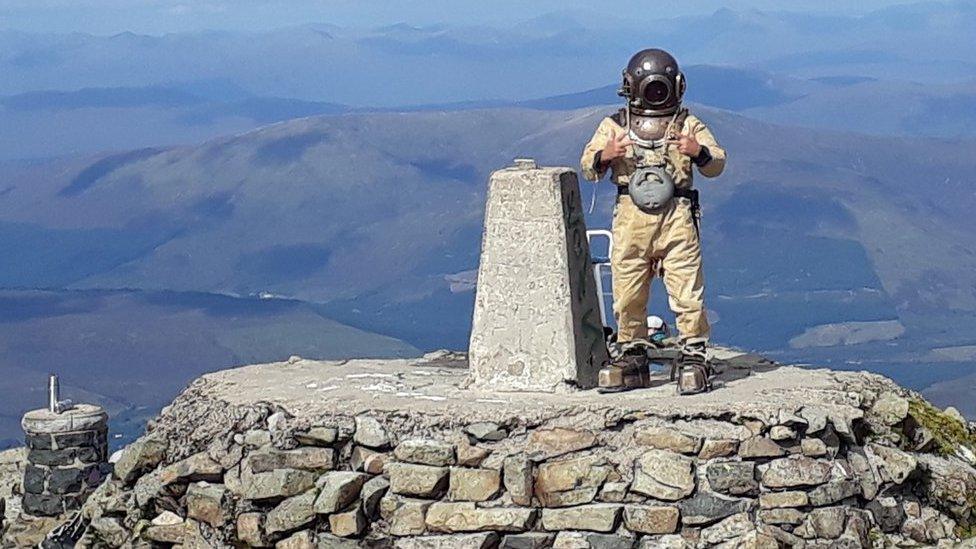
468;159;608;391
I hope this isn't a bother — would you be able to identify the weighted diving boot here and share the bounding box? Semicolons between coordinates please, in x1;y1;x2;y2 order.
672;342;713;395
598;348;650;393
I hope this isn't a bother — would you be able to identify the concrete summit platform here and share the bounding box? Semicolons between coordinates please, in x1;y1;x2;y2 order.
42;348;976;548
199;348;867;430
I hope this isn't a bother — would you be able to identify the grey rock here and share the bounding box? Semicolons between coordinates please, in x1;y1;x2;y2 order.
317;533;361;548
186;482;228;527
354;415;391;448
634;427;701;455
758;508;804;525
277;529;316;549
395;439;456;466
242;467;318;501
758;490;808;508
799;407;829;434
700;512;754;546
869;393;909;426
266;489;317;535
237;512;270;547
381;493;433;536
89;516;128;547
425;501;536;533
313;471;367;514
597;482;629;503
867;443;917;484
541;504;621;532
552;531;636;549
622;505;680;534
705;461;758;496
361;475;390;519
457;440;491;467
329;505;366;537
243;429;272;448
847;449;880;500
738;437;785;459
294;426;339;446
395;533;500;549
535;455;610;507
388;462;449;498
527;428;598;460
501;533;557;548
769;425;795;441
466;422;508;442
157;451;223;485
807;479;860;506
631;450;696;501
350;445;380;472
807;506;847;539
449;467;501;502
503;455;534;506
698;439;738;460
761;456;832;488
677;491;754;526
247;447;335;473
48;464;95;494
866;496;905;533
800;438;828;457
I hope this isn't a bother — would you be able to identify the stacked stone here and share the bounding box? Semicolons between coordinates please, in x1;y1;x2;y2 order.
68;391;976;548
21;404;108;517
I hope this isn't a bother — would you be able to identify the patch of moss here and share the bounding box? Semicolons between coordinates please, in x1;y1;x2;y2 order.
907;398;976;459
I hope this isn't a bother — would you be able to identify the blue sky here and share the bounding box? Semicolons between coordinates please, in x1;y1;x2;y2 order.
0;0;930;34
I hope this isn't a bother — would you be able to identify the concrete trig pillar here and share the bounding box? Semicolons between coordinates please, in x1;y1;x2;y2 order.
20;376;108;517
469;159;608;391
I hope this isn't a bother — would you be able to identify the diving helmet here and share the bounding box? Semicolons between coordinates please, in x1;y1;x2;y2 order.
619;49;686;143
619;48;685;117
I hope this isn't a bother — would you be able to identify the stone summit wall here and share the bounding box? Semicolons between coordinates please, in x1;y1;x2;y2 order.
42;351;976;548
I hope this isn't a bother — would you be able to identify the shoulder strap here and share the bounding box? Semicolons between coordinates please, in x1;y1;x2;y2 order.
610;108;626;126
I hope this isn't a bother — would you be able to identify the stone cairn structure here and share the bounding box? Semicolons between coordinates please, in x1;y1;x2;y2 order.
5;161;974;548
21;376;109;518
64;354;976;548
469;160;608;391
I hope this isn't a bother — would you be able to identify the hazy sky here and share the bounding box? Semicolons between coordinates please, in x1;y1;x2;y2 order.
0;0;931;35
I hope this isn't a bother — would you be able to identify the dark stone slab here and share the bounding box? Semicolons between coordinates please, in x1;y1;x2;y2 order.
808;479;860;506
501;533;557;548
29;448;76;467
22;493;64;516
706;461;758;496
47;466;88;495
52;430;99;449
23;464;48;494
677;491;755;526
74;446;103;464
26;433;54;450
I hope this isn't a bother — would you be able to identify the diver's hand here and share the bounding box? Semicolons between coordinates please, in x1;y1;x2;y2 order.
601;130;634;162
668;133;702;157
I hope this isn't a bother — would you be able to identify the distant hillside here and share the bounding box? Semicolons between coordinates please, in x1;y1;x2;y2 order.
0;106;975;417
0;289;418;450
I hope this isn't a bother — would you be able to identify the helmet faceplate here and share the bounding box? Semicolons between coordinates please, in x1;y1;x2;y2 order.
619;49;685;116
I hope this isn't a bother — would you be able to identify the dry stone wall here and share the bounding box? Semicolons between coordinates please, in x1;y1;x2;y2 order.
62;369;976;549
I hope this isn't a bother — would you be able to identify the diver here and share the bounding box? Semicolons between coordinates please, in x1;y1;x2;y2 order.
580;48;727;394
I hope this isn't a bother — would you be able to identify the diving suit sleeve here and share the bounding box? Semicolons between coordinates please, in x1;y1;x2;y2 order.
580;118;614;182
686;115;726;178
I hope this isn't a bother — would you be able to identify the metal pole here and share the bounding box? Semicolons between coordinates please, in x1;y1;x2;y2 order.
48;374;60;414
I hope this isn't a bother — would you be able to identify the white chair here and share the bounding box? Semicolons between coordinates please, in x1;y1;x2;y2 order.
586;229;614;328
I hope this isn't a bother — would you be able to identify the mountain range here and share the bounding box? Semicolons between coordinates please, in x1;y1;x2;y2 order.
1;2;974;447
